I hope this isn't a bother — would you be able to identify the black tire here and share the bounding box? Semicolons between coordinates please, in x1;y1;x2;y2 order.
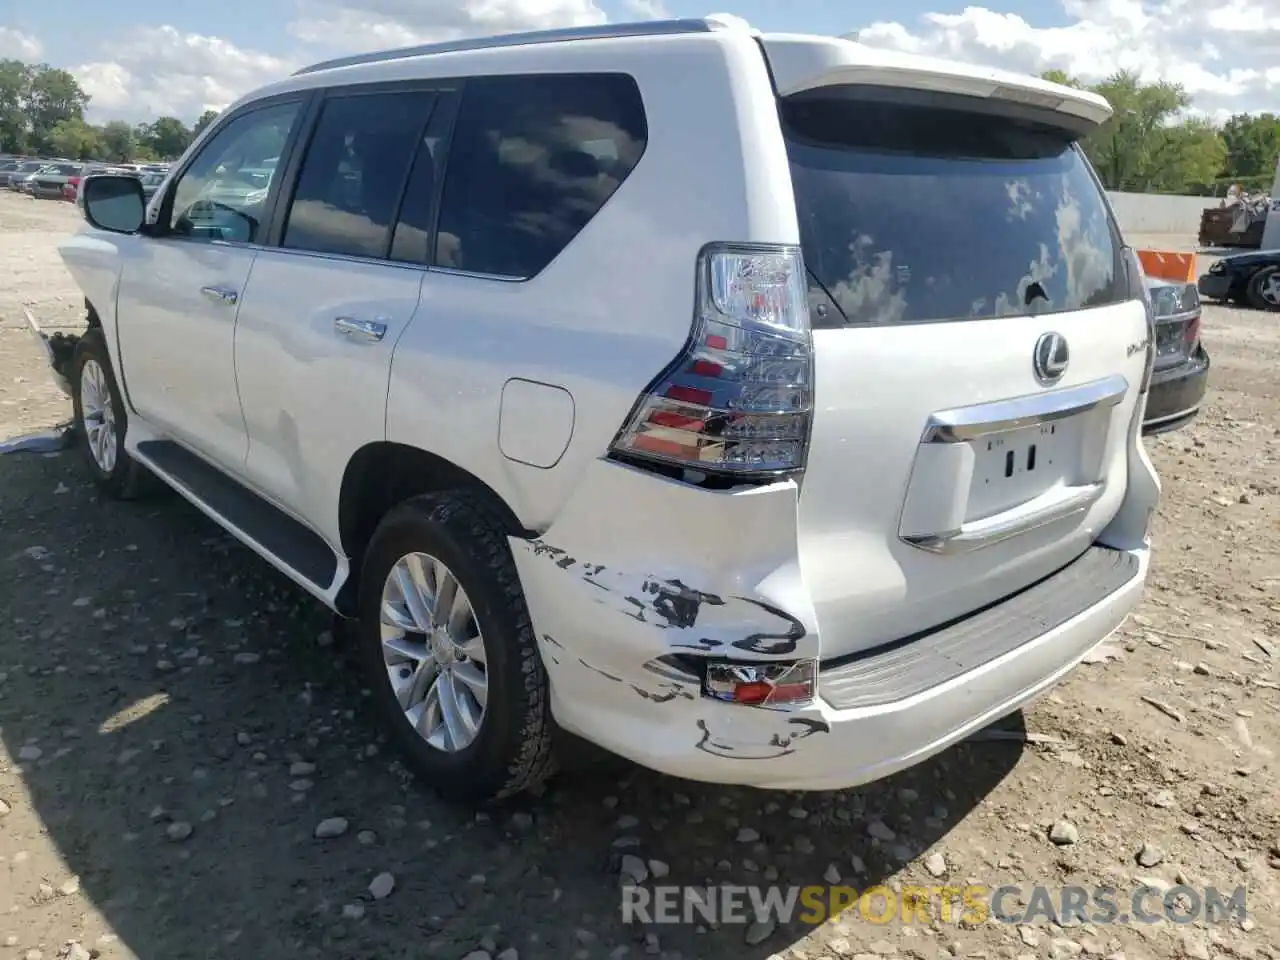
1245;265;1280;312
357;492;556;804
70;328;157;499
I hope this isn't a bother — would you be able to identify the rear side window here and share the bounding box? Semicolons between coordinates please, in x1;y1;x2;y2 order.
783;94;1125;326
388;97;455;265
434;73;647;279
283;91;436;259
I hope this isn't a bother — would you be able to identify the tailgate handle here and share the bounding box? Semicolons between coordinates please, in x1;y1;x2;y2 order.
903;483;1105;555
921;375;1128;443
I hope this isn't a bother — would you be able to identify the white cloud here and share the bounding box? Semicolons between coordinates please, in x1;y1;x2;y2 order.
858;0;1280;115
625;0;671;17
0;27;43;60
69;1;610;121
287;0;608;53
73;26;296;122
57;0;1280;123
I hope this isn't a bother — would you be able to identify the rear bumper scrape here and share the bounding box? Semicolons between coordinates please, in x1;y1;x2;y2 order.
22;308;78;398
509;458;820;743
517;538;810;683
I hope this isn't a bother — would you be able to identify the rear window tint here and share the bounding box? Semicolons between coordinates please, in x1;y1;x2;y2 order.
434;73;647;279
783;95;1125;326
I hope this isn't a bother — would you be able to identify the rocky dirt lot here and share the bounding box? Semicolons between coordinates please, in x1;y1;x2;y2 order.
0;193;1277;960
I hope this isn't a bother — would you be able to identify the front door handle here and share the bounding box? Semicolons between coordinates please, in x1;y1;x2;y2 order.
334;316;388;343
200;285;239;305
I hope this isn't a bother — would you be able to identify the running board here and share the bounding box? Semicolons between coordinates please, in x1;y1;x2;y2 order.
135;439;340;590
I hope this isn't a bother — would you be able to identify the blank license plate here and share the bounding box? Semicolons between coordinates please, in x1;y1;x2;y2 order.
967;418;1081;518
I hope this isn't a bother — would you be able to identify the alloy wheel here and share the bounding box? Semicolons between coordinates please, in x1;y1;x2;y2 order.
379;551;489;753
80;358;117;473
1260;272;1280;307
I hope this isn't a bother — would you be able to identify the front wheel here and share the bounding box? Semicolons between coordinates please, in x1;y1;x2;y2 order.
357;492;556;804
1245;265;1280;312
70;329;156;499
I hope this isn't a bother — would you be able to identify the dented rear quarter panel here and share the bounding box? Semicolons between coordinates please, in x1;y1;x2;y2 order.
509;457;830;759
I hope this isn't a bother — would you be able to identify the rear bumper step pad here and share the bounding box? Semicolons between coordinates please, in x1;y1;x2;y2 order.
820;545;1141;709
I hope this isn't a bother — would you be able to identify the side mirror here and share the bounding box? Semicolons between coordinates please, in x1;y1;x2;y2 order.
81;175;146;234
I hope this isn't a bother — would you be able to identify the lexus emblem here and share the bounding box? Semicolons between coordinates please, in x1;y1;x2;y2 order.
1033;332;1069;384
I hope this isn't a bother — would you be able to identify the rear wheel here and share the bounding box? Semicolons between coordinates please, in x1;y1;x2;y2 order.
70;329;157;499
357;492;556;804
1245;265;1280;312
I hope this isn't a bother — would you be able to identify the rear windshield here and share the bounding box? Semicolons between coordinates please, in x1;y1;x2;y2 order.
783;94;1126;327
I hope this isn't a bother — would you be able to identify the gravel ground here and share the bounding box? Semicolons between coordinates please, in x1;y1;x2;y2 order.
0;193;1277;960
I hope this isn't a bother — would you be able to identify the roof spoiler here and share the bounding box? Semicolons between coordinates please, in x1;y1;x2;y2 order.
759;35;1113;131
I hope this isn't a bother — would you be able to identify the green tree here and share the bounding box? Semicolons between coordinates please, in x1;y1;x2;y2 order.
1087;72;1193;191
47;117;101;159
1142;117;1228;193
140;115;191;159
1042;69;1227;194
1219;112;1280;181
98;120;136;162
1041;69;1081;89
0;59;30;153
25;64;90;153
192;109;219;138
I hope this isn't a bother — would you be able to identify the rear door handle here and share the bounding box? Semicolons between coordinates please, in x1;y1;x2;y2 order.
334;316;388;343
200;285;239;305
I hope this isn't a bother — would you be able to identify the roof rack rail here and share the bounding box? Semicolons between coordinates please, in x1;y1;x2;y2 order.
292;18;728;76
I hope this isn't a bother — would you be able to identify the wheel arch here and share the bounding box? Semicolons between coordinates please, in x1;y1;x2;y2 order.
336;442;533;614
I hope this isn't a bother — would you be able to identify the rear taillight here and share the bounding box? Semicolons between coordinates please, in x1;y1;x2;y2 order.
1184;312;1202;350
610;244;813;480
1123;247;1157;393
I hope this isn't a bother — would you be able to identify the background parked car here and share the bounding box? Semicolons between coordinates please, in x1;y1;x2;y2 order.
136;170;167;202
62;164;113;202
1198;250;1280;312
1141;276;1209;435
29;162;82;200
6;160;48;190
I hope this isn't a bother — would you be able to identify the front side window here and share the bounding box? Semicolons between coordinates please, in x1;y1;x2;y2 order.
169;101;301;244
282;90;436;259
783;93;1126;326
434;73;647;279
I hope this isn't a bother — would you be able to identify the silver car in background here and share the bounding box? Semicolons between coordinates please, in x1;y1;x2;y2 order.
30;162;82;200
6;160;48;190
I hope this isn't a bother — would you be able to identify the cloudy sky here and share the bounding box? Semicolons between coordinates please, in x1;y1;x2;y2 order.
0;0;1274;124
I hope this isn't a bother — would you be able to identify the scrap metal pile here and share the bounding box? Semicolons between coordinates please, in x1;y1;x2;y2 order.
1199;186;1272;249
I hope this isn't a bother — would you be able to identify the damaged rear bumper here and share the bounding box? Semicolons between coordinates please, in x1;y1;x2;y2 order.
23;308;77;399
511;459;1150;791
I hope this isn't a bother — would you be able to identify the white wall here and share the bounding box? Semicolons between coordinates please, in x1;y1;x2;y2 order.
1106;191;1213;237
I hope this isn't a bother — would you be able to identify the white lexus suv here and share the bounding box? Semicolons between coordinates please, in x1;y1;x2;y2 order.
37;15;1160;804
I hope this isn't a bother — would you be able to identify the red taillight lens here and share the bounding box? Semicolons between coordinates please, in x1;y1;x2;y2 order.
1184;312;1201;349
703;659;817;707
610;244;814;479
